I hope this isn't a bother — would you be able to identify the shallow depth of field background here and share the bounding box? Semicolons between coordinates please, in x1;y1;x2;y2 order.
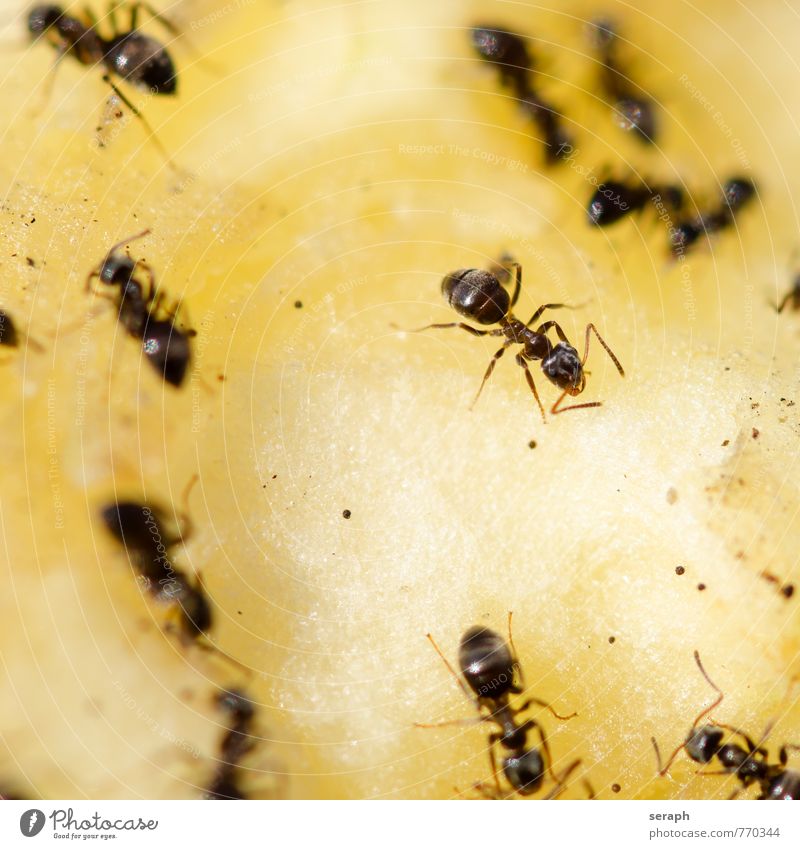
0;0;799;799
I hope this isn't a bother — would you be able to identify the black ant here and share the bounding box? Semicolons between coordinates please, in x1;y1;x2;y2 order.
587;178;684;227
471;25;572;163
27;2;179;163
589;19;656;143
86;229;194;387
652;650;800;799
0;308;44;352
411;261;624;422
670;177;756;256
100;491;210;641
204;689;257;800
417;613;581;798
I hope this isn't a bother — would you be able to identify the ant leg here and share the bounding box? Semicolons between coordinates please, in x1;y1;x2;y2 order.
504;262;522;309
776;290;794;314
175;473;199;542
581;323;625;376
100;74;176;171
514;353;546;423
486;731;504;798
543;759;582;799
124;1;181;37
470;341;512;409
526;304;574;328
29;47;67;117
414;716;483;730
406;321;492;337
550;390;602;416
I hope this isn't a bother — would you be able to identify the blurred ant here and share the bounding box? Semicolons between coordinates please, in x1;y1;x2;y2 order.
776;275;800;314
670;177;756;256
471;25;572;163
589;19;656;143
27;2;179;163
587;178;684;227
205;689;257;800
86;229;194;387
411;261;624;422
417;613;582;798
100;478;210;642
652;650;800;799
0;308;44;353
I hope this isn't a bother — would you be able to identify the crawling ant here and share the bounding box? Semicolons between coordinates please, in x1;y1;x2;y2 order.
670;177;756;256
100;493;210;641
86;229;194;387
205;689;257;800
589;19;656;143
417;613;581;798
652;650;800;799
587;178;683;227
471;25;572;163
27;2;179;163
411;261;624;422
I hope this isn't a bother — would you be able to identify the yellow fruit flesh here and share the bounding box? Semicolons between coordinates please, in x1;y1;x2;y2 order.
0;0;799;799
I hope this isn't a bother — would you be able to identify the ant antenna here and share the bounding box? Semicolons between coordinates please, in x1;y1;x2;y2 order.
106;228;152;258
424;632;472;703
653;650;725;776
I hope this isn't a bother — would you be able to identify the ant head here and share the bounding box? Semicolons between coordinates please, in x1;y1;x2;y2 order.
764;770;800;800
542;343;584;394
458;625;516;700
217;689;255;724
587;180;639;227
471;26;529;67
614;98;656;141
99;254;137;287
27;5;63;37
684;725;724;764
723;177;755;212
441;268;509;325
590;18;616;50
670;222;701;255
503;749;545;795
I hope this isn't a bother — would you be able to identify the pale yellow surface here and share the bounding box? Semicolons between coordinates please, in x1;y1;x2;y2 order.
0;0;799;800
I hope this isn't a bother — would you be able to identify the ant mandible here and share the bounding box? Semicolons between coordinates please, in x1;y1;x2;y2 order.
651;650;800;799
27;2;179;162
417;612;581;798
86;229;194;387
413;261;624;422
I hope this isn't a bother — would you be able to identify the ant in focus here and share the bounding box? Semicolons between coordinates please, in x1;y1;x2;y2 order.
417;613;582;799
587;177;684;227
471;25;572;164
670;177;756;256
27;2;180;163
589;19;656;143
86;229;194;387
411;261;624;422
204;688;257;800
651;651;800;799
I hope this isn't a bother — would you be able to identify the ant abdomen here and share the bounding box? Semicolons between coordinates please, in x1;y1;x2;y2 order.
458;625;517;698
441;268;509;325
